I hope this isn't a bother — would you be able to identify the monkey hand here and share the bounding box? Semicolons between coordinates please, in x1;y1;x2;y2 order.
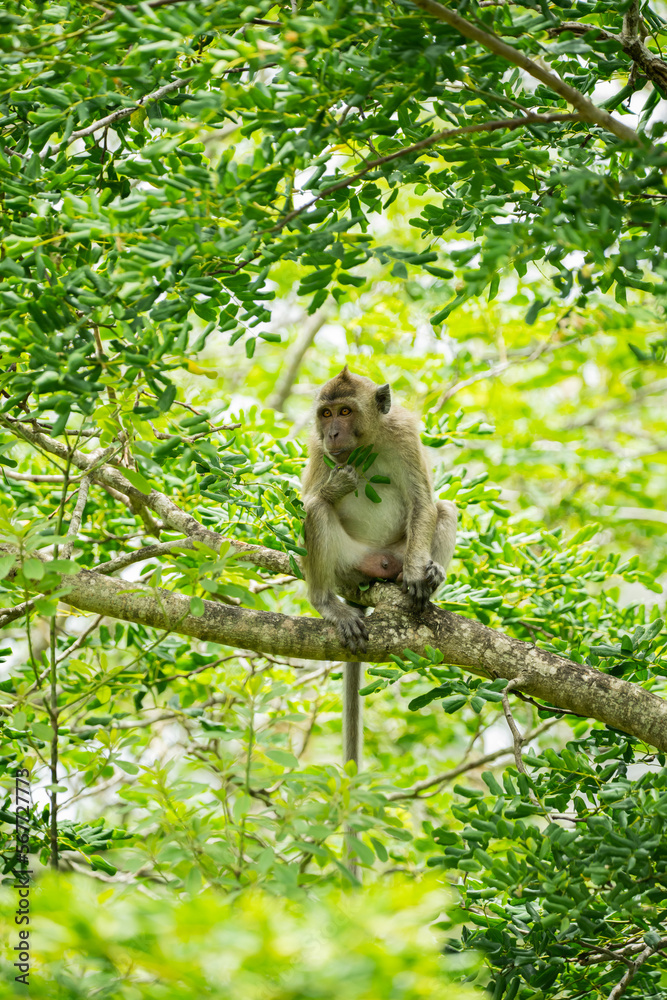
402;560;445;612
321;464;359;504
335;605;369;653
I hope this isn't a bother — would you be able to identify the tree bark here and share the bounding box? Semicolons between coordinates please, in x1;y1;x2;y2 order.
22;568;667;753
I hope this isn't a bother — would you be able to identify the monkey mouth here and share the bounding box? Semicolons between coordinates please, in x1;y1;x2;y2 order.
329;449;352;462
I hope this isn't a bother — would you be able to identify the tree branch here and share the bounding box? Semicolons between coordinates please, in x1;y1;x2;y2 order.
272;113;582;233
25;568;667;752
46;77;192;156
387;719;555;799
608;938;667;1000
502;678;528;774
410;0;642;144
62;477;90;560
547;13;667;93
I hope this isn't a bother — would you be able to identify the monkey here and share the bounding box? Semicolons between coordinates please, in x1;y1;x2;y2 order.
301;367;457;654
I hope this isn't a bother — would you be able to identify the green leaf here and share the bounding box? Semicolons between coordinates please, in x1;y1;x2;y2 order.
31;721;54;741
441;695;467;714
123;468;154;496
265;749;298;768
364;483;382;503
23;558;44;581
0;555;16;579
115;760;140;774
90;855;117;875
189;596;205;617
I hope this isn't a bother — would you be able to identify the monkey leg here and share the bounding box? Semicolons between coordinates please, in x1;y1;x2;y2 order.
402;501;457;610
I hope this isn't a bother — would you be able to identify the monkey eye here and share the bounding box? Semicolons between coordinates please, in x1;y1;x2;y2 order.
340;407;351;415
322;408;332;418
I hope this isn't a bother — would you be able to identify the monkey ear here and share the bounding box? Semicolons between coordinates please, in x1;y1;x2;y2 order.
375;383;391;414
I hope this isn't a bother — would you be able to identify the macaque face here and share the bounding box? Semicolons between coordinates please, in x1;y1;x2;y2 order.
318;402;359;463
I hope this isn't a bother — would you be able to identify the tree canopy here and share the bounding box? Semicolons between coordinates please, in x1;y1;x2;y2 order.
1;1;667;998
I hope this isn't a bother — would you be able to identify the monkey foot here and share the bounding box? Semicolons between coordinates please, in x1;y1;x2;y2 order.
402;561;445;612
424;559;445;591
337;615;369;654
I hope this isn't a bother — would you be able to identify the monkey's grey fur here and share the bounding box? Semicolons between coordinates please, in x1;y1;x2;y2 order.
301;367;457;653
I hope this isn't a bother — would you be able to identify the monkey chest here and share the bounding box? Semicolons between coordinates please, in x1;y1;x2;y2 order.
336;481;406;547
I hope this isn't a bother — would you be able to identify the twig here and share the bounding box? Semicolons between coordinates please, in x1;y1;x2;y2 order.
248;575;297;594
567;378;667;429
608;938;667;999
62;477;90;560
388;719;556;800
272;113;582;234
4;471;88;484
435;335;564;408
95;539;187;575
46;78;192;156
547;22;618;43
0;598;36;628
502;678;528;773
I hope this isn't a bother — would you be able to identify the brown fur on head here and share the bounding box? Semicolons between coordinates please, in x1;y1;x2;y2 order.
316;368;391;463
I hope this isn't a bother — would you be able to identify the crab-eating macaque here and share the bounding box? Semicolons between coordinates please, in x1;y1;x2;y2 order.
301;367;457;653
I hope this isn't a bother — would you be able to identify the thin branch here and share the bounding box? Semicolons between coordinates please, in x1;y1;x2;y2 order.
0;598;36;628
411;0;642;144
1;420;296;578
248;574;297;594
46;78;192;156
435;333;570;408
502;678;528;773
548;9;667;92
0;416;221;549
95;539;189;575
272;113;582;234
387;719;556;800
61;477;90;560
4;470;88;484
547;22;618;43
608;939;667;1000
566;378;667;429
94;536;293;577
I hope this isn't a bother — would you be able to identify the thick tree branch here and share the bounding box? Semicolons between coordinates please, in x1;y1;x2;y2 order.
27;568;667;753
410;0;642;144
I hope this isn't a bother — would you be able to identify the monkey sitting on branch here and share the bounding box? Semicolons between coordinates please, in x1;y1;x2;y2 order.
301;367;457;652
